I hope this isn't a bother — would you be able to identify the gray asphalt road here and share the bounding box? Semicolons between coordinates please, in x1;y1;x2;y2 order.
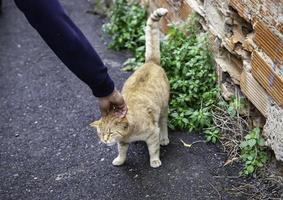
0;1;249;199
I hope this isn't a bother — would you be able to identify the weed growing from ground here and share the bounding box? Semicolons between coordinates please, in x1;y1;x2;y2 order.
161;18;218;131
239;128;268;175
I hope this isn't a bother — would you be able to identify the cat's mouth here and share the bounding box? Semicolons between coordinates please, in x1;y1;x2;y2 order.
101;139;116;146
106;141;116;146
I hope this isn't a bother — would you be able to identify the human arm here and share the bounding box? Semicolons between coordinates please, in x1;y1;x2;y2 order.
14;0;126;115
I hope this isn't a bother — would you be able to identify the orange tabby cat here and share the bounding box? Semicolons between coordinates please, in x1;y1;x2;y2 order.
90;8;169;168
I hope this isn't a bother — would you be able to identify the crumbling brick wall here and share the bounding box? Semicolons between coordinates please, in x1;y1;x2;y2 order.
147;0;283;161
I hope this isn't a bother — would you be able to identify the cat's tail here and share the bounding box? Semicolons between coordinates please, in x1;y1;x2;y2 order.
145;8;168;65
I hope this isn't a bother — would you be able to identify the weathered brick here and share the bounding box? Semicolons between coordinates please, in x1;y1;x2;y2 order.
251;51;283;106
228;0;282;32
229;0;250;22
254;20;283;63
240;70;269;116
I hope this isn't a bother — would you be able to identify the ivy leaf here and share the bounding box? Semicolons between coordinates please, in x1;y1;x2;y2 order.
206;136;212;142
247;155;254;161
171;112;178;118
248;139;257;147
258;138;265;146
182;118;189;124
239;141;248;148
257;162;263;167
246;165;254;174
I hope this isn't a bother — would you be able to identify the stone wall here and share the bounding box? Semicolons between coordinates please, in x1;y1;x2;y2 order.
147;0;283;161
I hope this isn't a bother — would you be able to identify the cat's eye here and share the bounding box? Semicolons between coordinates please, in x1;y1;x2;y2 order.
124;124;128;129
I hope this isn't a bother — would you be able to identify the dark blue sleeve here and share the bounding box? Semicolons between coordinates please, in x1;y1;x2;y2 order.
14;0;114;97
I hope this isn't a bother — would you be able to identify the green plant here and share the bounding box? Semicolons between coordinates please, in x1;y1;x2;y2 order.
239;128;268;175
205;127;220;143
217;95;247;117
89;0;112;17
228;96;247;117
103;0;146;69
161;18;218;131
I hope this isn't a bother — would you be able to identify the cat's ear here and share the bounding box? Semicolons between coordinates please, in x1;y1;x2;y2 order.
119;114;128;121
114;105;128;119
90;120;101;128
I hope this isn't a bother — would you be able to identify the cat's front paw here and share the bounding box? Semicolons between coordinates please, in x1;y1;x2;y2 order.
112;157;126;166
160;137;170;146
150;159;162;168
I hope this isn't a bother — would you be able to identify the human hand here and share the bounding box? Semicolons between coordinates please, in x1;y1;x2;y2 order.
98;89;127;117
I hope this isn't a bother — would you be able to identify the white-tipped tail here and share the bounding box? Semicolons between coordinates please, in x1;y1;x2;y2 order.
145;8;168;64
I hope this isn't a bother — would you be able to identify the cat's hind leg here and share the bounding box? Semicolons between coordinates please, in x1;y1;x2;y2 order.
146;126;162;168
159;107;169;146
112;142;129;166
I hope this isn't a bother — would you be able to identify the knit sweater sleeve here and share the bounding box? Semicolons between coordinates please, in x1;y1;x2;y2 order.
14;0;114;97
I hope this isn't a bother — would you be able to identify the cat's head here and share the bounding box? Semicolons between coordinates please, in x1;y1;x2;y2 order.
90;113;130;146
